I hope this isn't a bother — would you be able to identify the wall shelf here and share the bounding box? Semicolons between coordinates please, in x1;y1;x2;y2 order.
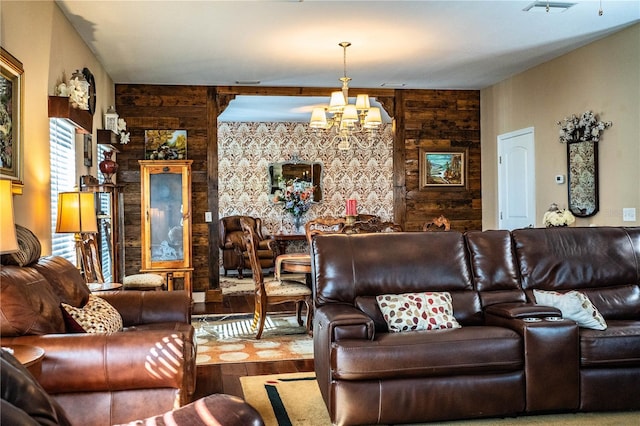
48;96;92;134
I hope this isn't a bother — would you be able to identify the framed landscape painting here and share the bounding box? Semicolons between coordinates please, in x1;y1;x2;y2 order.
144;130;187;160
0;47;23;185
419;148;467;189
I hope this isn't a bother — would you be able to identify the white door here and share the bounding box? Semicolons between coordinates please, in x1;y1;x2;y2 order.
498;128;536;230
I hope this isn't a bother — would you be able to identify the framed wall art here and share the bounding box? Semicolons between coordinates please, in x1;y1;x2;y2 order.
419;148;467;189
144;130;187;160
0;47;23;185
84;134;93;167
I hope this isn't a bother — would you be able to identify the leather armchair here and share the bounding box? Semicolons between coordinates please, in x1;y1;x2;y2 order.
0;255;197;425
219;215;275;279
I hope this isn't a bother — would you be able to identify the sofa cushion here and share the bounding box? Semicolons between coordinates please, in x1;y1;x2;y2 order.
0;225;41;267
377;292;461;332
580;320;640;367
61;295;123;333
32;256;90;307
0;265;66;336
534;289;607;330
331;326;522;380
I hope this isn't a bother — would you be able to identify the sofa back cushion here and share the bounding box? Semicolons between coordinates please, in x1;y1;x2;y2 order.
32;256;90;308
312;232;482;325
0;265;66;336
512;227;640;319
465;230;526;307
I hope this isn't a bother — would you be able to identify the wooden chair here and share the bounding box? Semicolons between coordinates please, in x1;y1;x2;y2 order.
219;215;275;279
240;218;312;339
344;217;403;234
423;215;451;231
81;234;163;291
80;235;105;284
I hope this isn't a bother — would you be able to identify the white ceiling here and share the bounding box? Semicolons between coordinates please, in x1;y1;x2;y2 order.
56;0;640;121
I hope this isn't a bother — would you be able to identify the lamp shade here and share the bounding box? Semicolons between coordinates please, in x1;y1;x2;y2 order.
56;191;98;234
309;107;328;128
355;94;370;110
328;91;346;112
364;107;382;128
0;179;19;254
341;104;358;123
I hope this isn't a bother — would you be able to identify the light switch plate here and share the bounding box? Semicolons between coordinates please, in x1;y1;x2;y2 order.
623;208;636;222
205;211;213;222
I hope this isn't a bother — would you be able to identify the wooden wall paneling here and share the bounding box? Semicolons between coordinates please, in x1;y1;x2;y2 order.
206;87;221;300
116;84;481;293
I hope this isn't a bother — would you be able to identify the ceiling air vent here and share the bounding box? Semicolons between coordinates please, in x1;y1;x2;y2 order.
523;1;576;13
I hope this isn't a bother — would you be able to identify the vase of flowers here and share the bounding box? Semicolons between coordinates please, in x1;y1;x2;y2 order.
542;203;576;227
557;111;612;144
274;179;314;232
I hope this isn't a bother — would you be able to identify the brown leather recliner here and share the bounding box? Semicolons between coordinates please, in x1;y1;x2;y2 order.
219;215;275;279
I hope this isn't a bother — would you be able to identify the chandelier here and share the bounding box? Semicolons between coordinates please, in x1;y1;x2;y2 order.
309;42;382;150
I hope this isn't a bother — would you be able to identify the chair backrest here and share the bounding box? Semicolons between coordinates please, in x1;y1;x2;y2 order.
240;218;264;290
305;216;346;243
345;217;403;234
80;235;105;283
423;215;451;231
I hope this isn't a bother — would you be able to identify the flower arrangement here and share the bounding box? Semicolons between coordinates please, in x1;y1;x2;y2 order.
274;179;314;217
557;110;612;144
542;203;576;227
116;118;130;145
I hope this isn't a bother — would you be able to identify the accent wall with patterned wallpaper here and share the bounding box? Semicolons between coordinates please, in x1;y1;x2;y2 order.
218;121;395;234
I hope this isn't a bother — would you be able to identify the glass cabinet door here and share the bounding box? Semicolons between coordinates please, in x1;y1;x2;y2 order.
140;160;192;271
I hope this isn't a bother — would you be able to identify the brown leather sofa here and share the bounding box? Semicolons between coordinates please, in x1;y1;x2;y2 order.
0;254;198;425
219;215;275;278
311;227;640;425
1;348;264;426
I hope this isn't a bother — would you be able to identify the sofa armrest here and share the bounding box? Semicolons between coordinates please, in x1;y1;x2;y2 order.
314;304;375;342
485;308;579;413
484;302;561;320
99;290;191;326
2;330;191;397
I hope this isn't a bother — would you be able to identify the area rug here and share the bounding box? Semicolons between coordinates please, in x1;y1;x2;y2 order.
219;274;306;295
242;372;640;426
194;313;313;365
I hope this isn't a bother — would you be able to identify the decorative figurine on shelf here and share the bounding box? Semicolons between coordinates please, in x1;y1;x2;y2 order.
55;70;89;110
99;150;118;183
542;203;576;227
274;178;314;232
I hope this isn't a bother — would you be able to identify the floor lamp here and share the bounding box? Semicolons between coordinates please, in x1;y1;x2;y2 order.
55;190;98;275
0;179;19;255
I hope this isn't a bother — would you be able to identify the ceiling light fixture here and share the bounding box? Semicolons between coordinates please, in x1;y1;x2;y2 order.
309;42;381;150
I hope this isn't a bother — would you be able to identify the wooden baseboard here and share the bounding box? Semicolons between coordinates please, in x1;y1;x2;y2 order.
205;289;223;302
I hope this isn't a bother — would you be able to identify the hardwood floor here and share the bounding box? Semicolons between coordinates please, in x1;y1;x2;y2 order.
191;291;314;401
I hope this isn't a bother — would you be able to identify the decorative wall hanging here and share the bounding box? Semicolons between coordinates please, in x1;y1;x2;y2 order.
419;149;467;189
557;111;612;217
0;47;23;184
144;130;187;160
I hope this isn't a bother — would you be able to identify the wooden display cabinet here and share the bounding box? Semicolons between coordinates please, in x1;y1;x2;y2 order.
139;160;193;297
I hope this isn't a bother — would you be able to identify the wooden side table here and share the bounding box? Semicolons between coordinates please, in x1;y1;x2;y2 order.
270;233;307;256
5;345;45;379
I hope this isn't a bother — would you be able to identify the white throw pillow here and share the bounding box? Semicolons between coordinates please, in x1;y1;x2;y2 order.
61;295;123;333
376;291;461;332
533;289;607;330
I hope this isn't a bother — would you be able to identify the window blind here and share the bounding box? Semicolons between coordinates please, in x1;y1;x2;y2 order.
49;119;78;264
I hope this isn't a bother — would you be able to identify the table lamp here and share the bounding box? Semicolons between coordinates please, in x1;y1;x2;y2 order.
55;190;98;268
0;179;19;254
